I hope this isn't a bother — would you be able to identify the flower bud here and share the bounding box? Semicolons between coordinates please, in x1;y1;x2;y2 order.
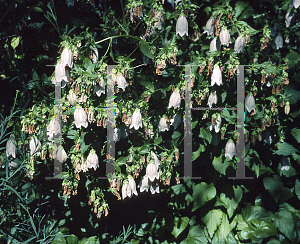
284;101;290;115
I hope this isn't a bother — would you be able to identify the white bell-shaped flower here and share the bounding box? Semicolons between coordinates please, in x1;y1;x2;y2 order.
61;48;73;68
129;109;143;130
116;74;128;91
147;151;160;169
170;113;181;130
91;47;98;63
263;130;272;146
30;137;41;156
88;108;95;123
210;114;221;133
211;65;222;86
176;15;188;37
122;180;131;199
94;77;105;97
219;28;231;46
67;90;77;106
6;134;17;158
207;91;217;108
128;176;138;196
66;0;74;7
114;127;120;142
146;162;159;182
55;62;69;88
234;35;246;53
47;118;61;140
86;149;99;170
81;158;88;173
210;37;221;52
225;140;235;159
203;18;214;35
139;176;150;192
280;156;290;171
285;12;294;27
56;145;67;163
74;107;88;128
150;184;159;194
158;117;169;132
168;89;181;109
245;94;255;113
275;35;283;49
293;0;300;8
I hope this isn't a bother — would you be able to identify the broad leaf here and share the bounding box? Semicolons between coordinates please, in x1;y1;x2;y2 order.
272;211;294;241
192;182;216;211
180;225;207;244
202;209;223;238
172;217;190;238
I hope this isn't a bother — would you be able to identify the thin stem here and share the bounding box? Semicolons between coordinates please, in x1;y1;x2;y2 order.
95;35;143;45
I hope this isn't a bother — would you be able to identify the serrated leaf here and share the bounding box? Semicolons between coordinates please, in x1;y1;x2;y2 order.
11;37;20;49
272;211;294;241
274;142;298;156
140;41;153;59
180;225;207;244
291;128;300;143
202;209;223;238
172;217;190;238
295;179;300;201
199;127;212;144
192;182;216;211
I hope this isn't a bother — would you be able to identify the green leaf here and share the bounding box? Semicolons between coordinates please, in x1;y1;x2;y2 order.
272;211;294;241
263;176;283;202
291;128;300;143
172;131;181;141
51;237;67;244
286;50;300;67
191;121;198;130
66;234;79;244
274;142;298;156
192;144;205;161
154;135;162;145
250;219;277;239
295;179;300;201
221;92;227;103
199;127;212;144
192;182;216;211
11;37;20;49
140;41;153;59
234;1;249;18
116;156;128;166
202;209;223;238
292;153;300;164
171;184;187;195
172;217;190;238
212;156;230;175
180;225;207;244
266;240;281;244
241;204;272;223
78;236;100;244
219;212;231;240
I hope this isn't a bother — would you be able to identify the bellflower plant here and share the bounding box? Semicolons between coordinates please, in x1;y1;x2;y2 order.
146;163;159;182
176;15;188;37
293;0;300;8
67;90;77;106
56;145;68;163
116;74;128;91
30;136;41;156
129;109;143;130
47;118;61;140
158;117;169;132
138;176;150;193
275;35;283;49
55;62;69;88
207;91;217;108
94;77;105;97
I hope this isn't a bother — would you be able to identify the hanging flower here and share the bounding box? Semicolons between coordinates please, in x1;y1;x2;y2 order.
168;89;181;109
170;113;181;130
116;74;128;91
47;118;61;141
81;158;88;173
207;91;217;108
147;151;160;169
67;90;77;106
210;38;221;52
225;140;235;159
219;28;231;46
55;62;69;88
293;0;300;8
94;77;105;97
284;101;290;115
210;114;221;133
234;35;246;53
211;65;222;86
275;35;283;49
30;137;41;156
263;129;272;146
158;117;169;132
88;108;95;123
86;149;99;170
150;184;160;194
203;18;214;35
245;94;255;113
128;176;138;196
146;162;159;182
285;12;294;27
129;109;143;130
280;156;290;171
176;15;188;37
122;180;131;200
114;127;120;142
66;0;74;7
61;48;73;68
6;134;17;158
91;47;98;63
74;107;88;128
56;145;67;163
138;176;150;192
